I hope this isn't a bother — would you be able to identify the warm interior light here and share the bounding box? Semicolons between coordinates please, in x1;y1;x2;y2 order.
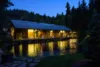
69;39;77;48
62;31;65;33
28;44;42;57
48;42;53;52
19;44;22;56
11;27;14;37
28;29;34;39
50;30;54;38
50;30;53;32
60;30;63;33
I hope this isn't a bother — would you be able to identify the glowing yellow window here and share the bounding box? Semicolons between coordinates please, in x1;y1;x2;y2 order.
28;29;34;39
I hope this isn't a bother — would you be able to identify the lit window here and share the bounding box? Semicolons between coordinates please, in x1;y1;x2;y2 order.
28;29;34;39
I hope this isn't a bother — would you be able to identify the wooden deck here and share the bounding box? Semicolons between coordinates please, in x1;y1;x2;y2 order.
1;37;77;45
13;37;76;44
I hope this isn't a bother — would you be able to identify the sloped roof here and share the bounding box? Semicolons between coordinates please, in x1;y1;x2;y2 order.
11;20;71;31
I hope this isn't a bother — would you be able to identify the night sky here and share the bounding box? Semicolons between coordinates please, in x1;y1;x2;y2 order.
9;0;89;17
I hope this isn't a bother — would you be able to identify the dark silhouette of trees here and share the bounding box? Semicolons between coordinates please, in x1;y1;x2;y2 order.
6;9;66;26
66;2;71;15
0;0;14;63
4;0;97;44
95;0;100;13
83;0;100;66
89;0;95;13
65;2;71;28
65;0;92;42
0;0;13;40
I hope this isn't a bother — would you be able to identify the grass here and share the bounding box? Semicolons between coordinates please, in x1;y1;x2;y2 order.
35;53;84;67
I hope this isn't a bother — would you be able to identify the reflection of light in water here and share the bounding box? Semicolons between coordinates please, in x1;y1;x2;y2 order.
12;40;77;57
58;41;68;55
11;46;15;56
48;42;54;55
28;44;43;57
58;41;66;51
69;39;77;49
69;49;77;54
19;44;22;56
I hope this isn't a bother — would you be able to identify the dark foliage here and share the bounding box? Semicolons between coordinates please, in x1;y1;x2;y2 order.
65;0;94;42
84;0;100;64
6;9;66;26
95;0;100;13
0;0;13;53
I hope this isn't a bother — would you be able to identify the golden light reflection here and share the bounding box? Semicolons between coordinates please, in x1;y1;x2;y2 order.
12;40;77;57
69;49;77;54
28;44;42;57
58;41;68;55
19;44;22;56
58;41;65;51
11;46;15;56
48;42;54;55
69;39;77;49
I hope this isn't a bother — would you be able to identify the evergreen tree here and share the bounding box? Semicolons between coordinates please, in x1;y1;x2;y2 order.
66;2;71;15
0;0;13;40
84;14;100;66
81;0;100;66
89;0;94;13
84;0;100;61
81;0;87;10
95;0;100;13
0;0;13;53
71;6;75;14
65;2;71;27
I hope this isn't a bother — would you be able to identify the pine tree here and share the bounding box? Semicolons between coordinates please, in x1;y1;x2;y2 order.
0;0;13;52
0;0;13;34
95;0;100;13
81;0;87;10
65;2;71;27
66;2;71;15
71;6;75;14
84;1;100;66
89;0;94;13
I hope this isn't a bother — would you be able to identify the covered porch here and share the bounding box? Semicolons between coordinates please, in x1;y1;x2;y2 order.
10;20;75;40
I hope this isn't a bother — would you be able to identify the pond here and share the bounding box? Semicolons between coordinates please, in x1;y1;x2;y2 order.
11;39;77;57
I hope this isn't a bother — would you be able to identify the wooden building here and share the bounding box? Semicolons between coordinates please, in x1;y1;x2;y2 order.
10;20;76;40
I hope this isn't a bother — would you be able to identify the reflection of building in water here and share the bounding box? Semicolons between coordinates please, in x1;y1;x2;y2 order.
58;41;68;55
69;39;77;49
10;20;78;57
48;42;54;55
19;44;23;56
28;44;43;57
11;40;77;57
69;49;77;54
11;46;15;56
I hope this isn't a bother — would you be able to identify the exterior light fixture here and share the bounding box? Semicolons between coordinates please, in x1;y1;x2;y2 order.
50;30;53;32
60;30;63;33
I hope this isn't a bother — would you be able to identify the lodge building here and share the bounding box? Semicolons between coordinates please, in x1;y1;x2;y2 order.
10;20;77;40
9;20;78;56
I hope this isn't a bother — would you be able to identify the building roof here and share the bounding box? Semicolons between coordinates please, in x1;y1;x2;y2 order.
11;20;71;31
